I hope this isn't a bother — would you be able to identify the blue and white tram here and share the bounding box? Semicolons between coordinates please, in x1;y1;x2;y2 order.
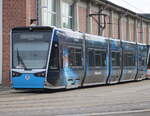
10;26;148;89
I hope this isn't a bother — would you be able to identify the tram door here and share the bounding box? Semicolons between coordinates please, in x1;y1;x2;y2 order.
147;60;150;77
147;45;150;78
58;31;84;88
47;39;60;86
0;0;2;84
107;40;122;84
61;46;83;88
136;45;148;80
108;51;122;83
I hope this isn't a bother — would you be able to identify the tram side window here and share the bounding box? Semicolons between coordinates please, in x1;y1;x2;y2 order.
68;48;82;67
88;49;106;67
101;51;106;66
148;58;150;68
124;53;135;66
88;50;94;66
49;42;59;69
95;50;106;66
95;51;101;66
112;52;120;66
140;56;147;66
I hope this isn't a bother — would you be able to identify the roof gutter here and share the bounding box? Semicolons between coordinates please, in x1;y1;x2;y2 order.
92;0;150;23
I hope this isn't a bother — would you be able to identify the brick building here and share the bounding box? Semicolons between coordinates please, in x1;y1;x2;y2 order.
1;0;150;85
2;0;37;85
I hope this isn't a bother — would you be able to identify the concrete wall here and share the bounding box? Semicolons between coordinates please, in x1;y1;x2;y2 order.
121;16;127;41
78;1;87;33
0;0;2;84
102;10;110;37
128;17;134;42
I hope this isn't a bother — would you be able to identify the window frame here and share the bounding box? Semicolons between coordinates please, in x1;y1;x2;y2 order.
39;0;75;29
61;1;74;29
40;0;57;26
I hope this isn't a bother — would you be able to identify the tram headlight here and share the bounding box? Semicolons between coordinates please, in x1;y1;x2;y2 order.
12;71;22;77
34;72;45;77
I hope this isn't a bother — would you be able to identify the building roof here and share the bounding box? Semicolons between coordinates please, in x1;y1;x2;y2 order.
139;14;150;20
95;0;150;21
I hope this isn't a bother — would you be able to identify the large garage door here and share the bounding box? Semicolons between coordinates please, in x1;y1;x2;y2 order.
0;0;2;84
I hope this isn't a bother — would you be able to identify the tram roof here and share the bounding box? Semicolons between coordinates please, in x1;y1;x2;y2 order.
12;26;53;31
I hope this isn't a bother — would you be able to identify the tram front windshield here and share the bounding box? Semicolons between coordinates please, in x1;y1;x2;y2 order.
12;30;52;69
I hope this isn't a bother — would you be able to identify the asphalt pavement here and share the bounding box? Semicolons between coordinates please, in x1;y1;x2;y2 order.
1;80;150;116
0;85;10;91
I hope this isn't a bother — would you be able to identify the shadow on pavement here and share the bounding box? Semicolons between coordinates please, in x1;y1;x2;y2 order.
9;79;150;94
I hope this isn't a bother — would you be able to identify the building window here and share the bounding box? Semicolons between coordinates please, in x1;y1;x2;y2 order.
47;0;56;26
40;0;74;29
62;2;73;29
41;0;56;26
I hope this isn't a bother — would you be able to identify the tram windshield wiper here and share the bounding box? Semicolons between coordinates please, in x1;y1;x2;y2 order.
16;48;27;70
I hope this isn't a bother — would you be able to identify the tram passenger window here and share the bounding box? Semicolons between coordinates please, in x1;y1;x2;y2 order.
68;48;82;67
101;51;106;66
88;50;94;66
95;51;106;66
140;56;146;66
95;51;101;66
148;58;150;68
49;43;59;69
112;52;120;66
124;53;135;66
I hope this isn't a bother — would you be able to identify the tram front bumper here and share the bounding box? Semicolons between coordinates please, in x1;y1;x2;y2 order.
11;74;45;89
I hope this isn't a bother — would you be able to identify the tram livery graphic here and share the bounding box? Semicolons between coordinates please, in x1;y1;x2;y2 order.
10;26;148;89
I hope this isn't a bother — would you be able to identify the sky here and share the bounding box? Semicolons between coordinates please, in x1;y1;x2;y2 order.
107;0;150;13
